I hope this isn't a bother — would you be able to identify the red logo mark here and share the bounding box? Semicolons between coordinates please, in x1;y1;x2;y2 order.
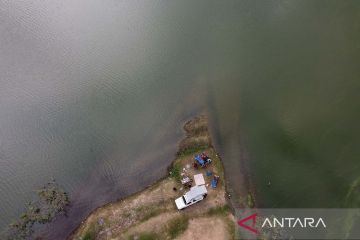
238;213;258;234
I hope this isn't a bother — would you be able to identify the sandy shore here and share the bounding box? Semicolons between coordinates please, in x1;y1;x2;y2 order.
69;116;238;240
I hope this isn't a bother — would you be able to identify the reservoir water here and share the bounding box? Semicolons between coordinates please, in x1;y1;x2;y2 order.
1;1;360;238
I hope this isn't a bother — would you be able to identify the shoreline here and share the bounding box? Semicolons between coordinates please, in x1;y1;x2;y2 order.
206;112;256;210
69;115;251;239
66;116;200;238
67;162;174;239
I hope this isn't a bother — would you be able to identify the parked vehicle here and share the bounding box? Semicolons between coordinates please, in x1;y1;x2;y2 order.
175;185;208;210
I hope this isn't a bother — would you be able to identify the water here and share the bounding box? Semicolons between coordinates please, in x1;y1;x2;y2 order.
1;1;360;238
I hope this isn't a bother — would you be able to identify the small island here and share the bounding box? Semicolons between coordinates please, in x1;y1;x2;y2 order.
70;115;236;240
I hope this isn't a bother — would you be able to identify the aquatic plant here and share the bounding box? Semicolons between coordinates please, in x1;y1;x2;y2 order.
338;177;360;239
4;179;70;239
247;193;255;208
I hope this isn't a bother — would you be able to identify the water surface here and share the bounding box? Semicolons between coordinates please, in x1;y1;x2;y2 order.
1;1;360;238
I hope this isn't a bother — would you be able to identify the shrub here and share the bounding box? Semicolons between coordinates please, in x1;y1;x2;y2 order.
169;162;181;181
82;230;95;240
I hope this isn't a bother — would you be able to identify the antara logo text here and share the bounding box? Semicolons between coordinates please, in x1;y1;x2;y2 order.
238;213;326;234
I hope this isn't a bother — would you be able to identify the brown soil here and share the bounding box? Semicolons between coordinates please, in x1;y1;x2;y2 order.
176;216;231;240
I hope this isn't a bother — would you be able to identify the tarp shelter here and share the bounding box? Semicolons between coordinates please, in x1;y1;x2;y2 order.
194;173;205;186
195;154;205;166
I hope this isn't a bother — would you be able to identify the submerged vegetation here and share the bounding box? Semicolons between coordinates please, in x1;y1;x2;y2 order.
340;177;360;238
247;192;255;208
345;176;360;207
4;179;70;240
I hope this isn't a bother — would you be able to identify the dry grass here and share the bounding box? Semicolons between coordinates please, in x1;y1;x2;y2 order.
166;215;189;239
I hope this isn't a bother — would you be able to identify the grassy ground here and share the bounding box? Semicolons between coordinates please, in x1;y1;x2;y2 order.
69;116;236;240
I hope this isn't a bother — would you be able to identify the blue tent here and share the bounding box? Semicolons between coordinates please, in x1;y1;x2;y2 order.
211;175;220;188
195;154;205;166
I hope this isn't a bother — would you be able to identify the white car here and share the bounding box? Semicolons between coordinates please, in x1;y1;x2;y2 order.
175;185;207;210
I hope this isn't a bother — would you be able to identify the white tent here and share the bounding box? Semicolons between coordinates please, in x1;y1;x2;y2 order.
193;173;205;186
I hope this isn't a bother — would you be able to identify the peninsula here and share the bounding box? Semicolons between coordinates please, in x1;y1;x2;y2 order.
70;115;236;240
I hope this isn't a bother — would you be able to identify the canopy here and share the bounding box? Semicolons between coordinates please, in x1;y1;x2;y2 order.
194;173;205;186
195;154;205;165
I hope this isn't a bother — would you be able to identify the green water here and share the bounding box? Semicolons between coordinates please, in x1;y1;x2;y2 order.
206;1;360;208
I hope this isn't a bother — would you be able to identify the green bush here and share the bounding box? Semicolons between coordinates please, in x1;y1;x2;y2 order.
82;231;95;240
169;162;181;181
